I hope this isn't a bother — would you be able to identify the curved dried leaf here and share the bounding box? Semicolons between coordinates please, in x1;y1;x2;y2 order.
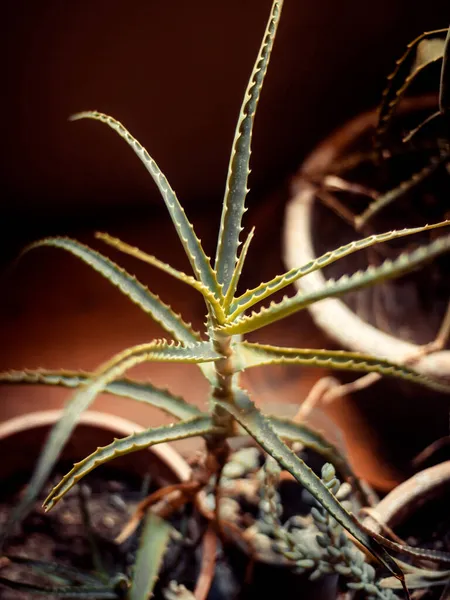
355;154;450;227
376;28;447;146
440;26;450;114
231;220;450;316
96;232;225;322
70;111;220;297
129;512;171;600
0;369;203;421
215;0;283;291
235;341;450;393
365;523;450;566
403;110;441;143
44;416;217;510
381;570;450;590
24;237;201;344
216;390;405;584
222;233;450;336
3;341;217;540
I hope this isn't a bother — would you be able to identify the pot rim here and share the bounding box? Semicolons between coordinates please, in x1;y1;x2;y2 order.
0;409;191;483
283;95;450;381
363;460;450;532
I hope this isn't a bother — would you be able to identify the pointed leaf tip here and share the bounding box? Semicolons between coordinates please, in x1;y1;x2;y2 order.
215;1;283;291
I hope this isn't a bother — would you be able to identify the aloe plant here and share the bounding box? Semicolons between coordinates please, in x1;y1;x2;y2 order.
3;1;450;597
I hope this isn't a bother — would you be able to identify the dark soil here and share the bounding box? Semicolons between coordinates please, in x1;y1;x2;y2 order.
394;486;450;600
0;462;202;600
312;107;450;347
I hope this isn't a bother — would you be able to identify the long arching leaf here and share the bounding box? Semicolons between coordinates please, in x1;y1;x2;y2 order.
221;233;450;335
70;111;221;298
2;341;218;542
24;237;201;344
44;416;217;510
96;232;225;322
230;220;450;316
216;390;405;585
235;342;450;393
0;369;203;421
129;512;171;600
215;0;283;291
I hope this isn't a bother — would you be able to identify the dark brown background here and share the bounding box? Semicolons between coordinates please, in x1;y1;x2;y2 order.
2;1;449;238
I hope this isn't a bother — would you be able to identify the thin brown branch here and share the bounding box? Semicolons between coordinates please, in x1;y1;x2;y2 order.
194;524;217;600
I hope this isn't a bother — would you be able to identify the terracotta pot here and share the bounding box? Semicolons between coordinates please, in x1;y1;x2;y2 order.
0;409;191;486
283;97;450;487
363;460;450;540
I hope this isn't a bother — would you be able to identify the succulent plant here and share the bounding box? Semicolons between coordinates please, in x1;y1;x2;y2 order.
2;1;450;597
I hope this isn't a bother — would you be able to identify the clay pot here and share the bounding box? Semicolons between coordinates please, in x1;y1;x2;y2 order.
0;409;191;489
363;460;450;533
283;97;450;487
363;459;450;587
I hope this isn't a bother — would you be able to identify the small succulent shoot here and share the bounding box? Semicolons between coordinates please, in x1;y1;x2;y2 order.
129;512;172;600
4;0;450;594
268;464;450;599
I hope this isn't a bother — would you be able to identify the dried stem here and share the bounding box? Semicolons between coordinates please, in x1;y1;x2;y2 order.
194;524;217;600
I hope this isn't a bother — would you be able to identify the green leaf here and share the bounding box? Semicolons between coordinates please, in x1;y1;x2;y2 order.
234;341;450;393
223;227;255;310
355;154;450;228
376;28;447;147
215;0;283;291
0;577;118;598
70;112;220;297
96;232;225;322
216;389;405;584
440;26;450;115
4;555;102;586
2;341;218;541
221;233;450;336
267;416;369;503
44;416;217;510
230;221;450;316
24;237;201;345
0;369;204;421
129;512;171;600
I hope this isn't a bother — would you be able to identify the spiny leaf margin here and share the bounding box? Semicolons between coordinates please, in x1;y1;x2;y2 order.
70;111;221;298
215;0;283;291
0;369;203;421
221;233;450;338
24;237;201;344
44;416;218;510
231;220;450;316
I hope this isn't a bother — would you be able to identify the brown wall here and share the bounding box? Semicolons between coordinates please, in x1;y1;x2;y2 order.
2;0;449;231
